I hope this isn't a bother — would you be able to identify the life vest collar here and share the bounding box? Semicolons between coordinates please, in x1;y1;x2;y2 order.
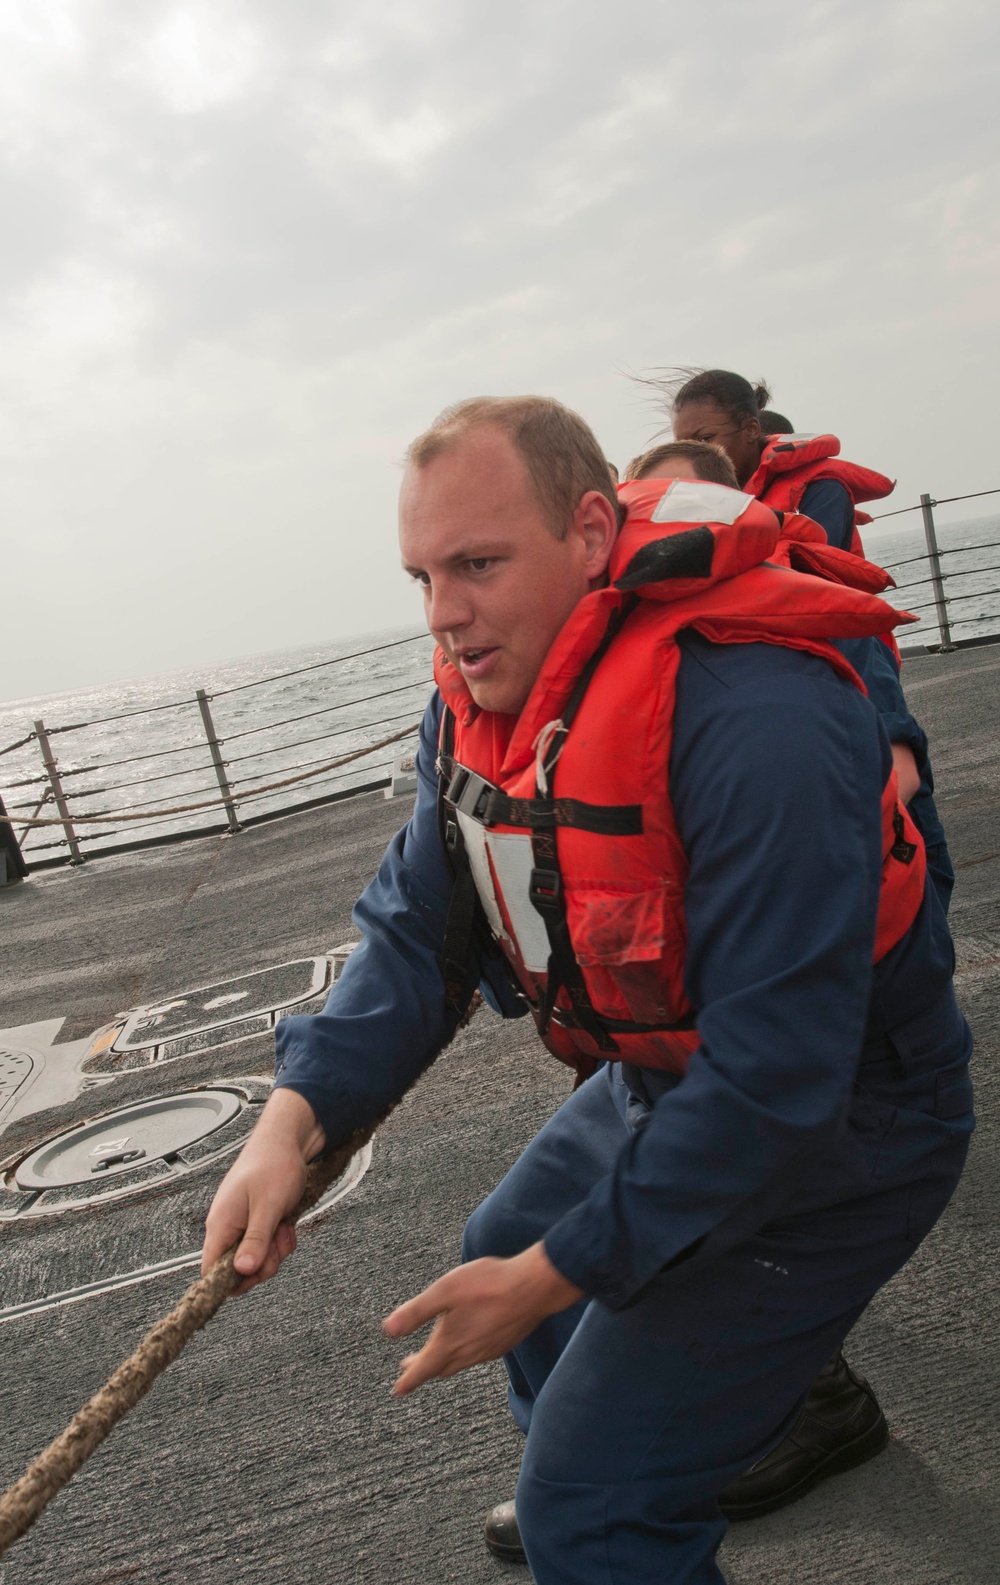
612;478;780;592
435;476;912;783
752;432;841;476
746;432;894;509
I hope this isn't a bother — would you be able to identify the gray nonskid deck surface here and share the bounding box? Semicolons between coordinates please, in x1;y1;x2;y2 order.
1;647;998;1584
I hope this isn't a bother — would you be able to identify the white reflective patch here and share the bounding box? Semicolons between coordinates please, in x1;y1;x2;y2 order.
456;812;506;942
650;479;753;526
485;832;552;974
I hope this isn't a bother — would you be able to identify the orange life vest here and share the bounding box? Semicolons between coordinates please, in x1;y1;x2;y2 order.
436;478;926;1080
745;433;894;555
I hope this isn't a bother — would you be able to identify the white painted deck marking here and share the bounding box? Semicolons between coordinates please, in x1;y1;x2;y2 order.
0;1143;373;1324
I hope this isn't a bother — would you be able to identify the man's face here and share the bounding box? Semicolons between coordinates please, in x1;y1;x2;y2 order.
400;426;610;714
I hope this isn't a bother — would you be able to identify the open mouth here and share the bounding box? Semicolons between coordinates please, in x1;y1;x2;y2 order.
457;647;498;678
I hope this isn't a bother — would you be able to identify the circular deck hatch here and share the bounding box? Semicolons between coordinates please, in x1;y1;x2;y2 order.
15;1089;243;1190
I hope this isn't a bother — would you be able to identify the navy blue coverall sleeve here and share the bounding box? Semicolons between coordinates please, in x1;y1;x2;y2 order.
834;641;954;913
800;477;855;551
836;636;925;759
801;486;954;910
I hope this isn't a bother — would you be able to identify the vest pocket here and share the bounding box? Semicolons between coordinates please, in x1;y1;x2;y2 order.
566;883;670;967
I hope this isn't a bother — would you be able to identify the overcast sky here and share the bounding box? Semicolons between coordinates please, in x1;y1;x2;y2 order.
2;0;998;701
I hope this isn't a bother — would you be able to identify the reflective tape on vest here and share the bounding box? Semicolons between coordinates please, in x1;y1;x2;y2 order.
455;812;550;973
651;478;755;525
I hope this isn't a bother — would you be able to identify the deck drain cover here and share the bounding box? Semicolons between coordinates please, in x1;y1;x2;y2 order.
15;1089;243;1190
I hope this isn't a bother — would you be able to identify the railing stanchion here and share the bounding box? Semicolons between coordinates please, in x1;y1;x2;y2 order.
920;494;955;653
33;719;84;863
195;690;242;834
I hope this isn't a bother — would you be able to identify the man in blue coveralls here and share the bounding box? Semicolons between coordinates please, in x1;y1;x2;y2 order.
203;396;972;1584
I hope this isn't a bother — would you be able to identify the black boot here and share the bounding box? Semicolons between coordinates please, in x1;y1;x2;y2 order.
719;1352;889;1522
482;1355;887;1557
484;1500;527;1564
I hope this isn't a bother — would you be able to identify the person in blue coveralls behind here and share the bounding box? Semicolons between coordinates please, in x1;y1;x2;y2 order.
203;396;972;1585
668;369;955;915
617;434;956;1533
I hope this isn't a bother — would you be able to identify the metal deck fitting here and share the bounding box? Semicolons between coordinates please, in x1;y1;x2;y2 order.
1;1082;269;1217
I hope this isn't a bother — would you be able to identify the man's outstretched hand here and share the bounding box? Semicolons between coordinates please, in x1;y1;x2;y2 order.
201;1088;326;1294
383;1243;584;1396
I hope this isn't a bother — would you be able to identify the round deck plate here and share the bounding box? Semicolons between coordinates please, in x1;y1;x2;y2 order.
15;1089;243;1190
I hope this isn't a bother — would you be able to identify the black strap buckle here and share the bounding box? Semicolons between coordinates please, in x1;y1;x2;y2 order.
529;866;562;917
445;764;497;825
891;808;918;865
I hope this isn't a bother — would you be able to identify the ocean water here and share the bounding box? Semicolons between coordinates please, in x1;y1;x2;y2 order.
1;513;997;864
0;625;437;860
865;510;1000;647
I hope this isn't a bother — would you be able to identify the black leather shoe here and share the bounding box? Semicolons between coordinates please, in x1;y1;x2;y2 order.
719;1352;889;1522
485;1500;527;1564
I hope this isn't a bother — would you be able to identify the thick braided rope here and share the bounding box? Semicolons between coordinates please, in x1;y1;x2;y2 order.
0;1123;377;1557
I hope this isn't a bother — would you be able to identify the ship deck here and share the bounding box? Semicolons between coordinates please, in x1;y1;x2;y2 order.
1;645;998;1585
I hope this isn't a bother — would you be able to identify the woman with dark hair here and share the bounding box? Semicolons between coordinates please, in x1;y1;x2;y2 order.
669;368;892;555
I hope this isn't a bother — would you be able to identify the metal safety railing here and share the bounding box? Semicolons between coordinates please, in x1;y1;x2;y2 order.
0;631;436;870
2;488;999;875
869;488;1000;654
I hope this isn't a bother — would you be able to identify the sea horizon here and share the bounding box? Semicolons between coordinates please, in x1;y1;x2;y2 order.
4;510;999;723
2;510;996;864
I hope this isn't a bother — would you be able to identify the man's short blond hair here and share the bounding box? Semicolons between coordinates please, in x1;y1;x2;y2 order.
624;439;739;488
406;395;623;537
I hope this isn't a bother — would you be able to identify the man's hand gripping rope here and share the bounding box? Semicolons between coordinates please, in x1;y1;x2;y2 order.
0;1091;377;1559
0;1072;582;1559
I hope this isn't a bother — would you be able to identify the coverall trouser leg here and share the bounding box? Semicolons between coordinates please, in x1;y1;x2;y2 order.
462;1061;971;1585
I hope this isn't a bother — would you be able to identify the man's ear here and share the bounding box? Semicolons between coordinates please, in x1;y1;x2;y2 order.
574;490;619;584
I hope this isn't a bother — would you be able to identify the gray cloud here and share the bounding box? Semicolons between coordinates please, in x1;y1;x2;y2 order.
1;0;998;697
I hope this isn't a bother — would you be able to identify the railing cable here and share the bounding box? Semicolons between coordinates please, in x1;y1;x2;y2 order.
883;541;1000;575
21;758;398;846
221;706;424;769
57;740;219;776
217;678;433;745
0;732;36;758
210;632;431;697
3;635;433;746
44;698;196;736
902;587;1000;616
871;486;1000;522
2;772;50;792
4;722;420;829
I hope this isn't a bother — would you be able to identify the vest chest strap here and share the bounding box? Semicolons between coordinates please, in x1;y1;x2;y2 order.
442;760;643;836
439;754;694;1059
